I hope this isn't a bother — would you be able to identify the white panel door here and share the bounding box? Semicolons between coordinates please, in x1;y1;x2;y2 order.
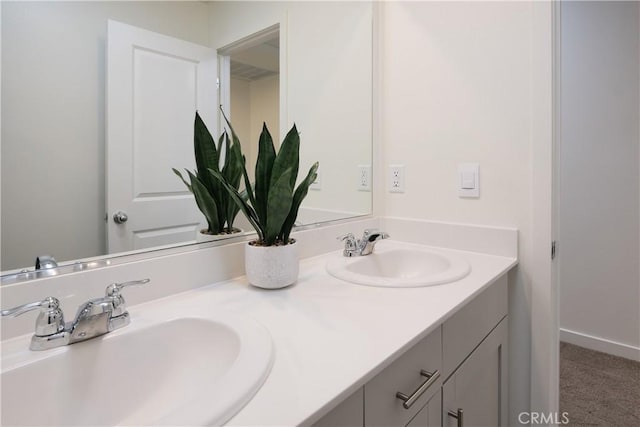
107;20;217;253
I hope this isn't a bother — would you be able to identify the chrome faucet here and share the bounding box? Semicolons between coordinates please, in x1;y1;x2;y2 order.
35;255;58;270
1;279;149;351
18;255;61;279
338;229;390;257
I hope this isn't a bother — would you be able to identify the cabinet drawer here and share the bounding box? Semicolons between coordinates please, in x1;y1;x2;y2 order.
365;327;442;426
442;274;507;378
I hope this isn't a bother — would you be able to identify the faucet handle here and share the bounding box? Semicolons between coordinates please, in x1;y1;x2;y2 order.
337;233;356;242
337;233;359;257
102;279;149;319
105;278;150;297
1;297;65;336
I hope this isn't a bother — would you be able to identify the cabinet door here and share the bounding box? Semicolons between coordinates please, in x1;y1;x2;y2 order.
406;391;441;427
443;318;508;427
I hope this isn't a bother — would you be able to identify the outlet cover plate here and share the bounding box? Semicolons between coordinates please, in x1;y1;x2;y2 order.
357;165;372;192
389;165;405;193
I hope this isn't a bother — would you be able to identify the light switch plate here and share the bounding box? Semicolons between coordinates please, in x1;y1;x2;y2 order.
458;163;479;198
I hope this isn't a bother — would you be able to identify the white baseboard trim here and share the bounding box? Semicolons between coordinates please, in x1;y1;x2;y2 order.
560;328;640;361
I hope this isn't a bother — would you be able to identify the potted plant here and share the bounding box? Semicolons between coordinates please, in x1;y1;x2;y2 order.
173;112;244;241
211;114;318;289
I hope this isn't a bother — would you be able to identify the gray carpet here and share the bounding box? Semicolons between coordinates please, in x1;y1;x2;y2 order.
560;342;640;426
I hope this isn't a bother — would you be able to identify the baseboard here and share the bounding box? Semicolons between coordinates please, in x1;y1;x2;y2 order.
560;328;640;361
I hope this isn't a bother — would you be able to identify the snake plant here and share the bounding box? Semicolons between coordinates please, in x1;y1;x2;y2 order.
173;112;243;235
210;113;319;246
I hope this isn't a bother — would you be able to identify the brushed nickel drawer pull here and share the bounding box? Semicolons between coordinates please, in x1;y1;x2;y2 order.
395;369;440;409
448;408;464;427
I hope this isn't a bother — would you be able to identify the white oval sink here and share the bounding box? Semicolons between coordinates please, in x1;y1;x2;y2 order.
1;312;273;426
326;241;471;287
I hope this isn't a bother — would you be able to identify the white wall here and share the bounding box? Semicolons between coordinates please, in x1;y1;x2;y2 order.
249;74;279;159
230;74;279;182
559;1;640;360
230;77;253;163
210;1;372;220
1;1;211;271
378;1;554;421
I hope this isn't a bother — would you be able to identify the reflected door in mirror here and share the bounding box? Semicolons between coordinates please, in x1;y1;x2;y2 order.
106;21;217;253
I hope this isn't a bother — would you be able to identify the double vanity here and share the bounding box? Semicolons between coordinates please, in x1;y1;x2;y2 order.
0;219;517;426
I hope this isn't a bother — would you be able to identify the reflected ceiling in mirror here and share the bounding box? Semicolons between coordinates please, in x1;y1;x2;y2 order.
0;1;372;275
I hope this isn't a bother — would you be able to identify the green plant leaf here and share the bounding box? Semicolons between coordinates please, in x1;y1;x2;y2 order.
172;168;192;192
209;168;264;241
220;108;242;152
255;123;276;226
194;112;219;194
240;154;257;210
270;124;300;192
221;139;243;230
217;130;224;156
222;131;231;172
187;170;219;233
265;168;294;245
220;108;257;211
281;162;319;243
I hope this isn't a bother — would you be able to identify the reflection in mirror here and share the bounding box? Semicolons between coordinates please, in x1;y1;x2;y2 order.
1;1;372;277
224;27;280;182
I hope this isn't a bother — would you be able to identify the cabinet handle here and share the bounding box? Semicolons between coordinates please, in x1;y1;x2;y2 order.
448;408;464;427
395;369;440;409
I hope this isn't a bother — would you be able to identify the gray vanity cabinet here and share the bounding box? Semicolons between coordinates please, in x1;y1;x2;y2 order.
364;327;442;426
312;387;364;427
405;391;441;427
441;276;508;427
442;318;508;427
312;275;508;427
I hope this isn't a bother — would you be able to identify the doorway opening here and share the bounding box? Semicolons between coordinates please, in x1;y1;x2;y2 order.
218;25;281;181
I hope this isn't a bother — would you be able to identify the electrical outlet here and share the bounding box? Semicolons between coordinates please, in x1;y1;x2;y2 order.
389;165;405;193
310;169;321;190
357;165;371;192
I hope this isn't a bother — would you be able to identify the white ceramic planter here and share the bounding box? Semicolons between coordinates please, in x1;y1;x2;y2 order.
245;240;299;289
196;228;243;243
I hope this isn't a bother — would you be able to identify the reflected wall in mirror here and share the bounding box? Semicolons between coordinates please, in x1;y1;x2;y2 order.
1;1;372;274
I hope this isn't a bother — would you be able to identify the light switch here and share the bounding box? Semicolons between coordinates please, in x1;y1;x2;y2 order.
458;163;479;198
461;172;476;189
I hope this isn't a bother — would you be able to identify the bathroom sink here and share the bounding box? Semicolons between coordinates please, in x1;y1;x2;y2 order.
1;311;273;426
326;240;471;287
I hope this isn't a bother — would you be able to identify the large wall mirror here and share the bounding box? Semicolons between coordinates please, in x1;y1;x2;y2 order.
1;1;373;276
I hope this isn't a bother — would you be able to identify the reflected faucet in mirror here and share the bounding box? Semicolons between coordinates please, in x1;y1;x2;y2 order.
0;279;149;350
35;255;58;270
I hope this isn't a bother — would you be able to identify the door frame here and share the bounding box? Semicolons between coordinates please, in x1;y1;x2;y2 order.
530;0;560;419
216;23;287;143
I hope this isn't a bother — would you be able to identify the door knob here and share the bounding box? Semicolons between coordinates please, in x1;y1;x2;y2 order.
113;211;128;224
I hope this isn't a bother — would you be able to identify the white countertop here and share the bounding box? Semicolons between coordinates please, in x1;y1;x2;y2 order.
128;240;517;426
